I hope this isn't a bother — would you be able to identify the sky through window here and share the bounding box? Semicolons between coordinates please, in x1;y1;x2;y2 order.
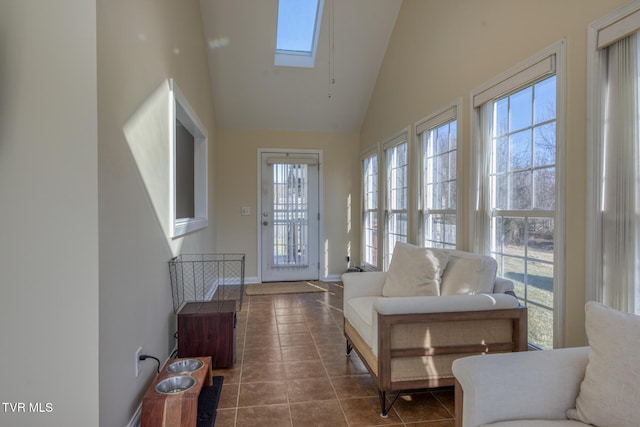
276;0;319;53
275;0;323;68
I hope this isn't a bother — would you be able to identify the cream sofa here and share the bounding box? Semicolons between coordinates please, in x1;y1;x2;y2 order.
452;302;640;427
342;244;527;417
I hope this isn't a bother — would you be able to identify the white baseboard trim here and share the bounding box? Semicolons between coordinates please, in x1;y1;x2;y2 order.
239;275;341;285
168;345;178;358
127;405;141;427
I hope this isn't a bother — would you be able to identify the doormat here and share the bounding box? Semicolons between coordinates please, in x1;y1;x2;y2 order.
197;376;223;427
245;281;330;296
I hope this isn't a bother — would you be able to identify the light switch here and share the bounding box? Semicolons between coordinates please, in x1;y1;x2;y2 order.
241;207;251;216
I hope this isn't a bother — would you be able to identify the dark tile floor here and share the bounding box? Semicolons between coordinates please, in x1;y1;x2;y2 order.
212;282;455;427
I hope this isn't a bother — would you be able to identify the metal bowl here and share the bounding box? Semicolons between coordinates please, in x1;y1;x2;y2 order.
167;359;204;374
155;375;196;394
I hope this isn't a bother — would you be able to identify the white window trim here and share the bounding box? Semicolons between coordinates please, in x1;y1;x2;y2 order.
169;79;208;238
382;127;411;270
469;40;566;348
360;145;380;270
415;97;462;248
586;0;640;304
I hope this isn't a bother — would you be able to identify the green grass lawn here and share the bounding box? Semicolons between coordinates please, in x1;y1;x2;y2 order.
501;251;554;349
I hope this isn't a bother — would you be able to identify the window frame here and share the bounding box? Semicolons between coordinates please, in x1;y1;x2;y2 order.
382;128;410;270
169;79;208;238
470;40;566;348
416;98;461;249
361;147;380;270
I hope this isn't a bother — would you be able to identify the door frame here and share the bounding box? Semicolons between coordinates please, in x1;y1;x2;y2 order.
256;148;324;283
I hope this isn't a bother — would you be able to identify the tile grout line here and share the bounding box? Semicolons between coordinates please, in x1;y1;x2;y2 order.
277;296;295;427
324;281;406;426
305;290;350;426
232;294;250;427
311;282;372;426
219;285;455;427
431;390;455;420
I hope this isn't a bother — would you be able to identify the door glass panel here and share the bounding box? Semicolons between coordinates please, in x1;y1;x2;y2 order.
272;163;309;267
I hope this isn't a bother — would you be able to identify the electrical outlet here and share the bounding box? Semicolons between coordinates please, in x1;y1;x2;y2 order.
135;347;143;377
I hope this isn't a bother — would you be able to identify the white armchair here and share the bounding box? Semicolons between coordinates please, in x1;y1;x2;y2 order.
452;301;640;427
452;347;590;427
342;245;528;417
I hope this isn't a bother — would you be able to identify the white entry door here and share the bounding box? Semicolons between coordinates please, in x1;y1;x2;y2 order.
260;151;320;282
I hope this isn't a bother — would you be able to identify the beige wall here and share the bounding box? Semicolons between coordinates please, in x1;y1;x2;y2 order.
97;0;217;425
215;129;360;281
0;1;99;425
361;0;629;347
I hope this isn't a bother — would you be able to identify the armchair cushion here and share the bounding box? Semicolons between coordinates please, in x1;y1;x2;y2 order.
566;301;640;427
382;242;449;297
452;347;589;426
440;250;498;296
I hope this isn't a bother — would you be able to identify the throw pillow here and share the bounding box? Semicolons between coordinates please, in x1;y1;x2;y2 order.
382;242;449;297
566;301;640;427
439;251;497;295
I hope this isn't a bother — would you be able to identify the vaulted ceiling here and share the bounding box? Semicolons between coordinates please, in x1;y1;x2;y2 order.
199;0;402;133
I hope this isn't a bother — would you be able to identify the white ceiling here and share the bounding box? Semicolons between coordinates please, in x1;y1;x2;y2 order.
199;0;402;133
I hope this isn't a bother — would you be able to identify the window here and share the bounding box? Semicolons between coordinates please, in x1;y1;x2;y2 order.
383;131;409;270
471;42;565;349
417;101;460;249
490;77;557;350
275;0;324;68
175;122;195;219
362;151;379;269
170;79;208;238
587;2;640;315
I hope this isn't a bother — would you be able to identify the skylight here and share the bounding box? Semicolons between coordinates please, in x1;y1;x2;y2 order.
275;0;324;68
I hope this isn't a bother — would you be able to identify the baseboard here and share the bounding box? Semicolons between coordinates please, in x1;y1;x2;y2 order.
168;345;178;359
242;275;340;284
127;405;141;427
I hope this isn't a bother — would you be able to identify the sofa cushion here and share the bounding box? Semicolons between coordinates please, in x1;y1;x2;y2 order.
344;296;378;350
566;301;640;427
374;293;519;315
382;242;449;297
440;250;497;295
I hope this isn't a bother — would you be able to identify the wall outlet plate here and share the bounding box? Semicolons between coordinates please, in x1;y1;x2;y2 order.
135;347;143;377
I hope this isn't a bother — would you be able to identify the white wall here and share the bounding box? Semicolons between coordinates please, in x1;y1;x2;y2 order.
0;1;99;426
97;0;217;425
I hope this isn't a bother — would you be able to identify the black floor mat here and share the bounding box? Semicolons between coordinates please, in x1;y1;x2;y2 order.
197;376;224;427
